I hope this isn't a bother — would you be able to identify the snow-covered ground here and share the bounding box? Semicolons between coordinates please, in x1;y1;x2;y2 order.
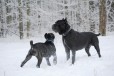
0;35;114;76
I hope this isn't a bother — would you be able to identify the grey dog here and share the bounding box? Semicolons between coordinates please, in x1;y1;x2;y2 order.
52;18;101;64
20;33;57;68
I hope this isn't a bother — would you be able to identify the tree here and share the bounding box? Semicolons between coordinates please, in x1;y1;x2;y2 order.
26;0;30;38
99;0;107;36
18;0;23;39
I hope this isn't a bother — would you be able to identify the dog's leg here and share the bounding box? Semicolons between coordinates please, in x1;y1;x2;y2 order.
63;44;70;60
45;57;51;66
20;54;32;67
53;53;57;65
72;51;76;64
85;45;91;57
63;38;70;60
63;42;70;60
36;57;43;68
93;43;101;58
65;47;70;60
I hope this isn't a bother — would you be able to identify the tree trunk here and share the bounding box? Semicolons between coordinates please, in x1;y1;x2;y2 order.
99;0;106;36
18;0;23;39
19;22;23;39
26;0;30;38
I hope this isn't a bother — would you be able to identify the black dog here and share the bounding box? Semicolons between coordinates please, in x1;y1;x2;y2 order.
52;18;101;64
20;33;57;68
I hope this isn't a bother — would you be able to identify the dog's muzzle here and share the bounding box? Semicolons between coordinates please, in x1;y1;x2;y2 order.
52;24;58;33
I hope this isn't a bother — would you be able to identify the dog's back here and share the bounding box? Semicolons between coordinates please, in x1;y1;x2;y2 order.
79;32;100;45
32;42;56;57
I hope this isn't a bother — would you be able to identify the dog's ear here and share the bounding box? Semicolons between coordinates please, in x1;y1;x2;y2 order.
30;40;33;47
64;17;67;23
65;17;67;20
62;18;65;20
50;33;55;39
44;33;48;39
53;35;55;39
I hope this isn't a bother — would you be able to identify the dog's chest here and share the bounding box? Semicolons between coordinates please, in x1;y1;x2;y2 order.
63;35;77;50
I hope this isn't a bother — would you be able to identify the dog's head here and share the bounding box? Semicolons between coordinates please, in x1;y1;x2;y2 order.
44;33;55;42
52;18;70;35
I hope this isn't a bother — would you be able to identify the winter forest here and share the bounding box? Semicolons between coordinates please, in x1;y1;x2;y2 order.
0;0;114;76
0;0;114;39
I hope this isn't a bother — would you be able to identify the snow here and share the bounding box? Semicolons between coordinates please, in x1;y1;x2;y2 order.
0;35;114;76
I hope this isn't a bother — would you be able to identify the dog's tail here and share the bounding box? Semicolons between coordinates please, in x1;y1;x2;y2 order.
96;33;101;36
30;40;33;47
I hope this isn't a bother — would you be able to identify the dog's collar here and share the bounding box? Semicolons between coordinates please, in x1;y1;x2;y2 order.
62;28;71;36
45;40;54;43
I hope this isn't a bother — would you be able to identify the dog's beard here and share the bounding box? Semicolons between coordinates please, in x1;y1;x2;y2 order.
58;30;64;35
59;32;62;35
53;27;62;34
52;24;65;35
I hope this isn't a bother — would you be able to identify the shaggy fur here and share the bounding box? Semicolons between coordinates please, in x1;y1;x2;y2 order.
20;33;57;68
52;18;101;64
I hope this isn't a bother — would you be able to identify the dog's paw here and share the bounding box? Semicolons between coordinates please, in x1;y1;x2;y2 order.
53;60;57;65
36;65;40;68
